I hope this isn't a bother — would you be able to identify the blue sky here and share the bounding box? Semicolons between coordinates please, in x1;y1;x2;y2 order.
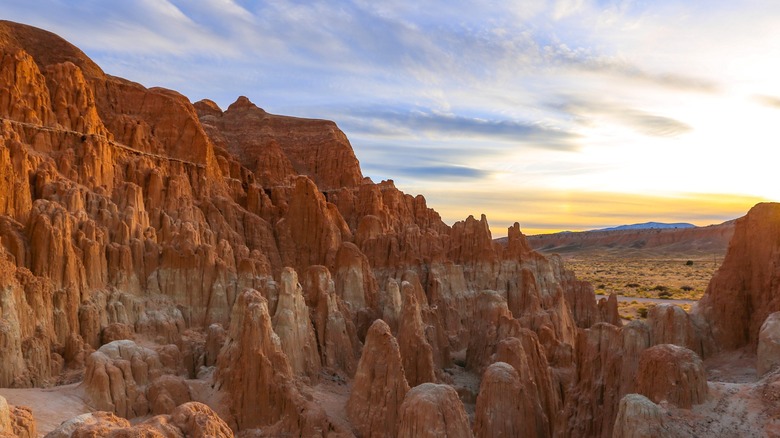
6;0;780;234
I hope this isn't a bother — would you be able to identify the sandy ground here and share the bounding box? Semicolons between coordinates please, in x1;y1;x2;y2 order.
310;371;353;433
654;349;780;437
0;382;91;436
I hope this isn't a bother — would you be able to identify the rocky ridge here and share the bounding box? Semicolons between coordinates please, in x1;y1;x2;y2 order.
0;19;779;437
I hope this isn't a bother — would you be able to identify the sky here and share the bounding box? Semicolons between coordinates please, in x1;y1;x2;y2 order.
5;0;779;235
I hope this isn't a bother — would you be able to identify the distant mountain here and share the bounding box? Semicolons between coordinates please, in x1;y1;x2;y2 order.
596;222;695;232
520;220;736;257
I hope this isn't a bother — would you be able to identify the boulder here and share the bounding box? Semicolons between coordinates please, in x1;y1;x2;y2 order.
635;344;708;408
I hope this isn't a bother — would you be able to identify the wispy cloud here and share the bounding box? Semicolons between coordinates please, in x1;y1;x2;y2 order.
754;95;780;109
545;43;720;93
338;107;580;150
550;97;693;138
368;164;495;181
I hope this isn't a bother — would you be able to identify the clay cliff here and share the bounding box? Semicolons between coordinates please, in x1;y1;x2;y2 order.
1;19;776;438
698;203;780;351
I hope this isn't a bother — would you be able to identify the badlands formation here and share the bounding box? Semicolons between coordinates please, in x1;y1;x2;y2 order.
0;20;779;437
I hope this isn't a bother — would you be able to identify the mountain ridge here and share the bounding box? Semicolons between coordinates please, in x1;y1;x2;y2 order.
519;220;736;256
595;221;696;232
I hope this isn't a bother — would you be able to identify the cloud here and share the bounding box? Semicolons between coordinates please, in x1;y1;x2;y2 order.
550;96;692;137
613;111;692;137
543;43;720;93
754;95;780;109
338;107;580;151
366;164;495;181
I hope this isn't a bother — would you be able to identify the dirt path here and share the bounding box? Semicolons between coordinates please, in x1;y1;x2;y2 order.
0;383;91;436
612;295;697;305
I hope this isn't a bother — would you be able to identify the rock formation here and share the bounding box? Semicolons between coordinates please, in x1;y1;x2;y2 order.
0;396;35;438
494;336;554;437
45;402;232;437
646;304;708;356
635;344;708;409
474;362;544;438
397;286;436;387
347;319;409;438
213;288;296;430
306;265;360;375
271;267;320;382
562;319;657;438
611;394;674;438
82;339;187;419
758;312;780;376
698;203;780;351
397;383;473;438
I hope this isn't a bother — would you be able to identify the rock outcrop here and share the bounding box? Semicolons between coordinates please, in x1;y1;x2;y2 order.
564;320;654;438
474;362;543;438
196;96;363;191
397;383;472;438
611;394;674;438
494;335;555;437
0;396;35;438
635;344;707;409
306;265;360;376
82;339;187;419
214;288;296;430
397;287;436;387
45;402;232;437
272;267;320;382
347;319;409;438
758;312;780;376
646;304;708;356
698;203;780;351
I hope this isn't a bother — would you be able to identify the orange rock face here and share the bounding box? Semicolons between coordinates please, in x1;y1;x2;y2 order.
196;96;363;190
0;396;35;438
397;288;436;387
397;383;473;438
698;202;780;351
494;336;555;437
213;289;296;430
45;402;232;437
563;320;655;438
635;344;708;409
347;319;410;438
474;362;543;438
